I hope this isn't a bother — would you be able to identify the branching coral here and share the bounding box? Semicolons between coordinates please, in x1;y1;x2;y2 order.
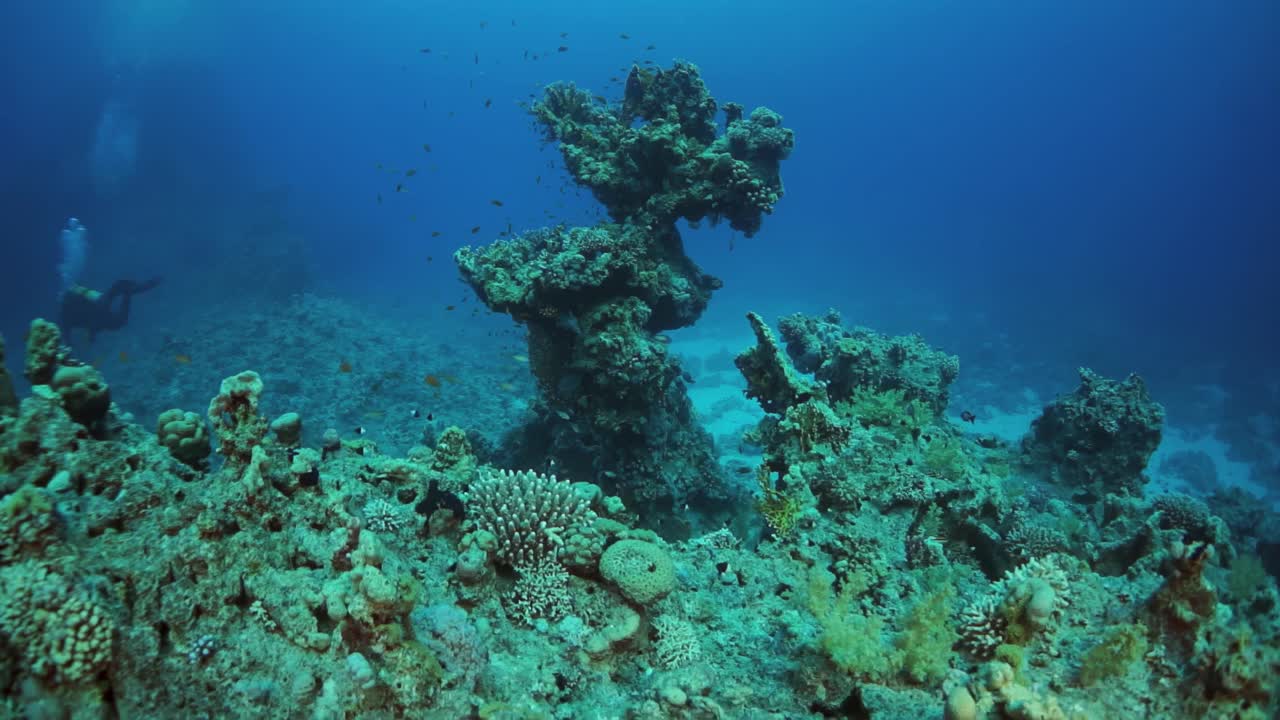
958;556;1071;657
463;468;596;568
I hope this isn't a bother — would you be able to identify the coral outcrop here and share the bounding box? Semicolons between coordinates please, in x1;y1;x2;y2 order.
457;61;794;525
1023;367;1165;501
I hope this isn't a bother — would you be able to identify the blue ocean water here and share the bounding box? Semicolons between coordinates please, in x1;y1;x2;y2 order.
1;1;1276;467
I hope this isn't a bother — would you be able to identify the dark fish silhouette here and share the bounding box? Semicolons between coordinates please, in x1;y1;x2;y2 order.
960;410;977;423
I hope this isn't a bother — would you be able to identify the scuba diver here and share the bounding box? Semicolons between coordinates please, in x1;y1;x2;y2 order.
55;217;162;342
59;278;163;342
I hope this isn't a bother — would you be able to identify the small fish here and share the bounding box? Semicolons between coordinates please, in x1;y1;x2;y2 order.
644;60;654;65
410;409;422;418
175;354;192;364
557;46;569;53
377;193;383;205
423;143;432;152
479;21;487;29
420;48;431;54
535;175;541;184
513;354;529;363
559;32;568;38
490;199;503;207
593;95;606;103
474;52;479;64
118;351;130;362
395;183;405;193
555;410;571;420
471;225;481;234
408;215;416;221
425;374;441;388
620;33;630;40
426;256;433;263
960;410;977;423
446;305;456;311
427;412;435;421
339;360;353;373
405;168;417;177
354;426;366;435
431;231;442;237
499;382;515;392
484;98;492;108
610;76;620;82
646;44;656;50
523;49;528;60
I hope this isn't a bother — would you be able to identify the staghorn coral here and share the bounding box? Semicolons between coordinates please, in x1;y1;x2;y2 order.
463;468;597;568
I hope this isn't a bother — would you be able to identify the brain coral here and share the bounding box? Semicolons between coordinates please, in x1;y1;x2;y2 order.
599;539;675;605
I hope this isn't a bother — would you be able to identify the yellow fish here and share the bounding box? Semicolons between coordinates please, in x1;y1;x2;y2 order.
174;354;192;365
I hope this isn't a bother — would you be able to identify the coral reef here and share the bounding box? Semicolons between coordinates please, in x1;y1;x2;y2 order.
533;60;793;237
2;52;1278;719
458;62;794;526
0;313;1277;718
1023;368;1165;501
